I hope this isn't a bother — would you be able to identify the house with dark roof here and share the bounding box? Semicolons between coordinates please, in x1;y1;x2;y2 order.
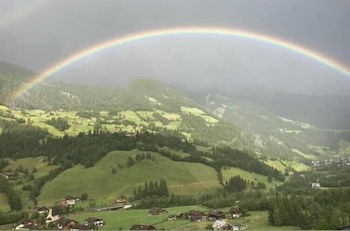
188;210;207;222
148;207;168;215
37;207;49;214
130;224;156;230
57;217;80;230
168;213;183;221
208;210;226;221
85;217;105;227
14;219;38;230
115;195;127;204
1;172;17;180
229;207;242;218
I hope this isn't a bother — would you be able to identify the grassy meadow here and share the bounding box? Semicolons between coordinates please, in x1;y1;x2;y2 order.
67;206;299;230
221;167;282;189
69;205;207;230
38;150;220;206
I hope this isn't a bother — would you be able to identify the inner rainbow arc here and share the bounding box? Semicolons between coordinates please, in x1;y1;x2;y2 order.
9;26;350;104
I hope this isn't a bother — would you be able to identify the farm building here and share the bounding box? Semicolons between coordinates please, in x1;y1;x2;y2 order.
229;207;242;218
85;217;105;227
148;207;168;215
188;210;207;222
208;210;226;221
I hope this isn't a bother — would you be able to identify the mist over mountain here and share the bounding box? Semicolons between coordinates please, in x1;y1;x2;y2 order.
1;61;350;162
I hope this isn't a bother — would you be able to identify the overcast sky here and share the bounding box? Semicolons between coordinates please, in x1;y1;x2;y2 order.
0;0;350;94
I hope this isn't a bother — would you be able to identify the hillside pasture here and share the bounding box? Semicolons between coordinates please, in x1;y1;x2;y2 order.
38;150;220;206
221;167;282;189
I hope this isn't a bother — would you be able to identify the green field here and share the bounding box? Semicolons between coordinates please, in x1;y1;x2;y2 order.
69;205;207;230
0;106;217;138
68;207;298;230
181;106;218;125
221;167;282;189
38;150;221;206
265;160;309;173
235;211;299;230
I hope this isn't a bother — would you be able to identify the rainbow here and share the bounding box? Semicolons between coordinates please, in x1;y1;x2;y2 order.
10;26;350;103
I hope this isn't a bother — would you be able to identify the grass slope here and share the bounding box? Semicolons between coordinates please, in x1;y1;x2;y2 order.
38;150;220;206
221;167;282;189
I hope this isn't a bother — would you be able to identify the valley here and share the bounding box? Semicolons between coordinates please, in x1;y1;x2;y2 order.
1;63;350;230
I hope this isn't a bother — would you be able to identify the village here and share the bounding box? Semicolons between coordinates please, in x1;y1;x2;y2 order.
311;157;350;168
13;195;248;231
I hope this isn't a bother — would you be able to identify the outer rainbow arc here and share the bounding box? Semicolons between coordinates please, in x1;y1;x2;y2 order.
10;26;350;104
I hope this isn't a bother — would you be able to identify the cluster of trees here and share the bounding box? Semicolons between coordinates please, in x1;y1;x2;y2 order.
224;176;247;192
134;189;267;211
0;119;48;159
135;153;155;161
46;117;70;131
268;189;350;230
0;176;22;210
0;211;28;225
133;179;169;200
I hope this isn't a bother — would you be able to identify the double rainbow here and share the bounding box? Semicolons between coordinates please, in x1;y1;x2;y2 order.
10;26;350;103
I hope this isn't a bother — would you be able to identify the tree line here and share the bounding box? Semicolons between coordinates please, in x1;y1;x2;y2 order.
133;179;169;200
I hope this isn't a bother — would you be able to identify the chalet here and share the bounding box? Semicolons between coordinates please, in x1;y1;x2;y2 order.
115;195;127;204
56;196;80;207
188;210;207;222
148;207;168;215
229;207;242;218
130;224;156;230
85;217;105;227
46;209;61;224
65;196;80;205
208;210;226;221
312;182;321;189
37;207;49;214
212;220;234;230
14;219;38;230
213;220;247;231
168;213;183;221
1;172;16;180
56;199;68;207
57;217;79;230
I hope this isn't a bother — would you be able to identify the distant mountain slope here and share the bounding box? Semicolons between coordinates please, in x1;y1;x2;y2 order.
215;84;350;129
1;62;349;159
201;93;350;160
0;61;35;105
